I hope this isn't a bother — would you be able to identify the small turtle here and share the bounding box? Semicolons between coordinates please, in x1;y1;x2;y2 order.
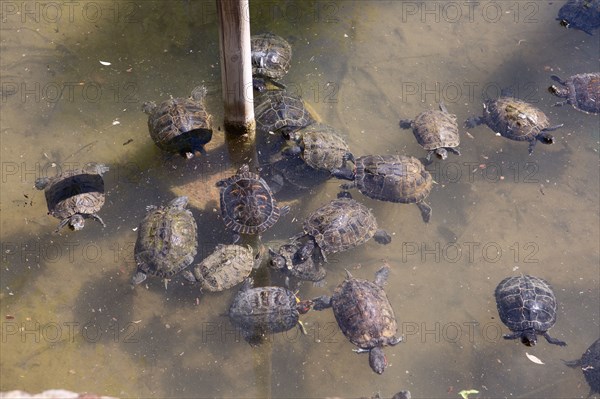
269;239;327;283
283;123;355;172
216;164;289;239
549;72;600;114
251;33;292;92
296;197;391;262
35;163;109;232
465;96;563;155
267;156;331;193
229;278;313;345
131;196;198;286
312;265;402;374
183;244;258;292
494;275;566;346
399;102;461;161
143;85;213;159
565;338;600;395
255;89;316;137
333;155;433;223
557;0;600;35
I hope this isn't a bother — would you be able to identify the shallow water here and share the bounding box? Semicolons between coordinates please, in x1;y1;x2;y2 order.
1;1;599;398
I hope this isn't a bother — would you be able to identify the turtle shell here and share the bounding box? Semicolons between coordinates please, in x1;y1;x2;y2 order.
294;123;353;171
481;97;551;141
144;86;213;158
229;284;301;343
495;275;558;335
550;72;600;114
217;165;284;235
251;33;292;80
190;244;255;292
133;196;198;282
302;197;379;256
331;266;398;349
408;107;460;151
35;163;108;230
255;89;316;136
557;0;600;35
354;155;432;204
269;240;326;283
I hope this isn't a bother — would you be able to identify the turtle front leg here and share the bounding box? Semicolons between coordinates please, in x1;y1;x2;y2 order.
90;213;106;227
54;218;71;233
416;201;432;223
542;332;567;346
502;331;522;341
311;295;332;311
448;147;461;156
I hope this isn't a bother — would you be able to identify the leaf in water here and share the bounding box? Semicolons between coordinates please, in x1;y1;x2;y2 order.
458;390;479;399
99;60;112;66
525;352;545;365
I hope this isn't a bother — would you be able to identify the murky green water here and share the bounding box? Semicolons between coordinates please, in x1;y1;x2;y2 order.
1;1;598;398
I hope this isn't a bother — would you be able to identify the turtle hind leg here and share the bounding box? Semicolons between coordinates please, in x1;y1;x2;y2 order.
374;229;392;245
448;147;461;156
89;213;106;227
416;201;432;223
465;116;483;128
543;332;567;346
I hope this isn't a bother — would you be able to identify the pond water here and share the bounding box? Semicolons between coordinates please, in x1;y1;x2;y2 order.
1;1;598;398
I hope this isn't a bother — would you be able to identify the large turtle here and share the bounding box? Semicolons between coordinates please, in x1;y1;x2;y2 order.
216;164;289;239
283;123;355;172
251;32;292;92
296;197;391;262
465;96;563;155
229;278;313;345
549;72;600;114
494;275;566;346
269;239;327;284
565;338;600;396
399;102;461;161
557;0;600;35
254;89;316;137
312;265;402;374
142;85;213;159
131;196;198;286
183;244;258;292
35;163;109;232
333;155;433;223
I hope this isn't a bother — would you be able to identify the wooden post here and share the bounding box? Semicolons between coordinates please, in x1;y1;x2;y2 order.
217;0;255;136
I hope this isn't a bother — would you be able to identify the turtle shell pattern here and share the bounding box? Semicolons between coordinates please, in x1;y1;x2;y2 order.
354;155;432;204
303;197;379;256
551;72;600;114
191;244;254;292
331;268;397;349
255;90;316;136
145;87;212;155
134;197;198;278
481;97;551;141
218;165;283;235
251;33;292;80
410;108;460;151
296;123;352;171
495;275;558;334
38;165;106;220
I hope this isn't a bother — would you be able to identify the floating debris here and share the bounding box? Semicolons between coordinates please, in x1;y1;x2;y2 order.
526;352;545;365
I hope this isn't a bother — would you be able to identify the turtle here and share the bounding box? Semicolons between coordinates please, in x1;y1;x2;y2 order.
267;156;331;193
251;32;292;92
283;123;355;172
216;164;289;239
494;275;566;347
35;163;109;232
183;244;258;292
228;278;313;345
564;338;600;395
295;197;391;263
312;265;402;374
557;0;600;35
399;102;461;161
142;85;213;159
131;196;198;286
332;155;433;223
269;239;327;283
548;72;600;114
254;89;316;137
465;96;563;155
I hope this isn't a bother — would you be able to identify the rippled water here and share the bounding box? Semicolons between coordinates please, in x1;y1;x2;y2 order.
1;1;599;398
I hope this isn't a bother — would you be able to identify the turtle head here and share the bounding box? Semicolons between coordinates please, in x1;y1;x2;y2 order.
69;214;85;230
538;132;555;145
296;299;313;314
141;101;157;115
435;148;448;160
548;85;567;98
521;330;538;346
268;247;287;270
369;346;388;374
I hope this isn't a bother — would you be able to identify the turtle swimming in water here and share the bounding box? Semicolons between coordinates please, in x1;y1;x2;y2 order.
564;338;600;396
548;72;600;114
269;239;327;284
312;265;402;374
251;33;292;92
557;0;600;35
